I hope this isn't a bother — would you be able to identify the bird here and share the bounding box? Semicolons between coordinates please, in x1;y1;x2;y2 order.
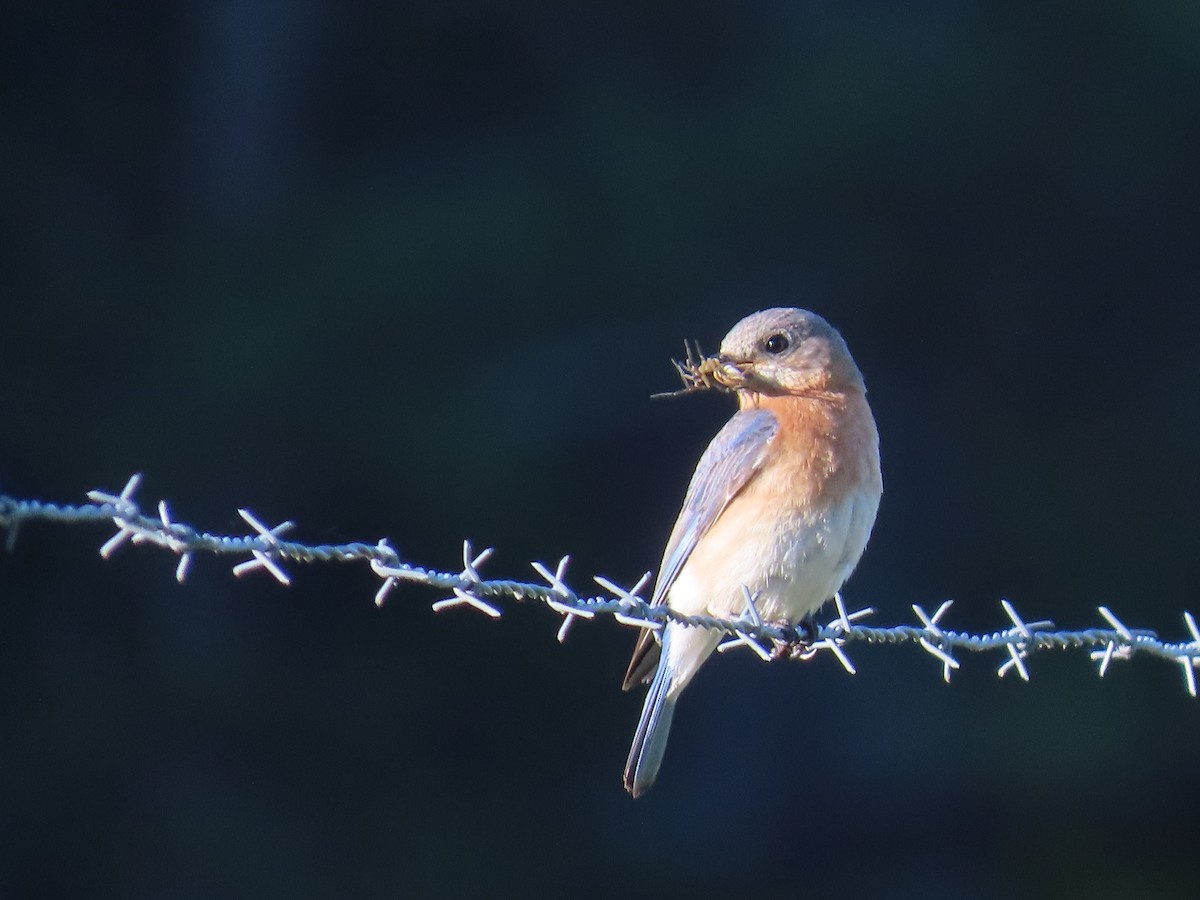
623;307;882;797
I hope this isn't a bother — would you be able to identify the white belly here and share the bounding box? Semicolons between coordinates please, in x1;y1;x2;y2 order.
668;482;879;625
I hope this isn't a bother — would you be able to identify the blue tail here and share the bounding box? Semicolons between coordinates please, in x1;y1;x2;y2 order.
623;661;677;797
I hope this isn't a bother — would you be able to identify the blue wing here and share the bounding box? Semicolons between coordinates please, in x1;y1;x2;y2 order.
623;407;779;689
651;407;779;606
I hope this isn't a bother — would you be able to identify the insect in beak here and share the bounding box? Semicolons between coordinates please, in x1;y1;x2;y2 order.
651;340;743;399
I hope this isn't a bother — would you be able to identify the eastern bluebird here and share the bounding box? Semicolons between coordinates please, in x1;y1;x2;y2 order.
623;307;882;797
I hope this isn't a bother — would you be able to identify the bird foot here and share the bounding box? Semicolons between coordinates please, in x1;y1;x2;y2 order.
769;617;820;661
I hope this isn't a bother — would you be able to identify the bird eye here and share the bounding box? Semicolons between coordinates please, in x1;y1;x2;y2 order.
763;332;791;355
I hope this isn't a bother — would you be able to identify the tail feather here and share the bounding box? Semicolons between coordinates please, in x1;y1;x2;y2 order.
623;662;676;797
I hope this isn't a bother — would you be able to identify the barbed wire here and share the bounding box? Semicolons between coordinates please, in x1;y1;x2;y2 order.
3;473;1200;696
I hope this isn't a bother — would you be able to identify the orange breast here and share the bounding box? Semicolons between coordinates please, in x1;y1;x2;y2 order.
756;390;882;507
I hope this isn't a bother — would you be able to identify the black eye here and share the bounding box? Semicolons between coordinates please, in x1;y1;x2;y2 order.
763;332;791;355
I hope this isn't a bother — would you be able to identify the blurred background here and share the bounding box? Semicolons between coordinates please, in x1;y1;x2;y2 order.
3;1;1200;897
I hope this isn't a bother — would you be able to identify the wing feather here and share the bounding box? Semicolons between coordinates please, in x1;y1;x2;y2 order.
622;408;779;689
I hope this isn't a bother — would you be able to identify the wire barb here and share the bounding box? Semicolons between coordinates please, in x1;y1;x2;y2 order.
995;599;1054;682
594;573;659;631
431;587;502;619
372;539;400;607
532;556;594;643
459;541;493;585
231;509;294;585
1180;612;1200;698
913;601;959;682
716;587;772;660
155;501;194;583
88;473;144;559
1090;606;1138;678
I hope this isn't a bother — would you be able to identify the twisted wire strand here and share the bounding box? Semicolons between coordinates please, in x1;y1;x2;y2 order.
3;476;1199;693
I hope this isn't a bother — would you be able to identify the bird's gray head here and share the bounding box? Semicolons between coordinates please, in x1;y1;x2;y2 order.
715;307;866;398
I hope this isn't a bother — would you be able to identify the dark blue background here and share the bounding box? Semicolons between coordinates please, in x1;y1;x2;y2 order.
4;2;1200;897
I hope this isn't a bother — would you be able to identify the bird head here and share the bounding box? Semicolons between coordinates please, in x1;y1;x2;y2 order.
712;307;866;399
